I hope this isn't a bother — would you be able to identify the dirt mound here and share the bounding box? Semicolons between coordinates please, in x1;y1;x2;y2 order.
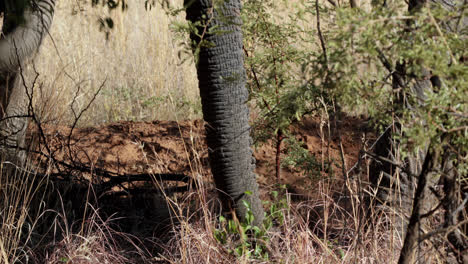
32;120;207;175
29;116;368;195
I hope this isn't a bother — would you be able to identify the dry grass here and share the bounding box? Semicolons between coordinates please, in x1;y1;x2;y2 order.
0;162;49;264
43;207;147;264
160;184;405;264
31;0;200;126
0;1;449;263
8;0;380;126
0;152;442;263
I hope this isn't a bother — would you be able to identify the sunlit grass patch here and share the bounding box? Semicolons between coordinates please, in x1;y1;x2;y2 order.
31;0;200;126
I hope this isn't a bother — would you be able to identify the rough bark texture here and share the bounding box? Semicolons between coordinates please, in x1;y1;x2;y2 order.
185;0;264;225
0;0;55;166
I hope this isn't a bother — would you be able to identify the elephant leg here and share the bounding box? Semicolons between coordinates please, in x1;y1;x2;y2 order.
0;73;29;167
185;0;264;226
0;0;56;167
369;74;439;241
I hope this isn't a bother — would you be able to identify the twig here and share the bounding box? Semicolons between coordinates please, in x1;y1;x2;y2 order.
418;219;468;243
327;0;337;6
427;9;457;65
30;163;192;194
315;0;328;66
347;124;392;174
66;79;105;166
15;42;61;172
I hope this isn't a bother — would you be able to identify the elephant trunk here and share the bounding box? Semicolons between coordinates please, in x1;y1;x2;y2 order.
185;0;264;226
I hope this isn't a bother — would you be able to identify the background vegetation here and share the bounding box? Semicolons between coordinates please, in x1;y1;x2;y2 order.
1;0;466;263
31;0;200;125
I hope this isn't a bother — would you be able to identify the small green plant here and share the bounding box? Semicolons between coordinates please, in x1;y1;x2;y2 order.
213;202;269;260
213;189;289;261
242;0;333;181
262;187;289;229
281;137;323;180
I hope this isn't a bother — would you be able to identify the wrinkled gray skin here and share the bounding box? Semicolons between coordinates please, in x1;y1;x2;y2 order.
0;0;55;166
185;0;264;225
0;0;264;225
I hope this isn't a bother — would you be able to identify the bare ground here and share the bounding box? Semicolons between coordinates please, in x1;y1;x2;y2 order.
23;115;380;262
29;116;368;198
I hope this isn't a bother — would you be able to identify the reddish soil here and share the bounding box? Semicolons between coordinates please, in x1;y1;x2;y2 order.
29;116;369;198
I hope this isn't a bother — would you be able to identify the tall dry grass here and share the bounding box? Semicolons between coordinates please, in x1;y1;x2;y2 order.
0;169;440;263
159;180;409;264
0;131;443;263
0;162;49;264
31;0;200;126
29;0;375;126
0;1;448;263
